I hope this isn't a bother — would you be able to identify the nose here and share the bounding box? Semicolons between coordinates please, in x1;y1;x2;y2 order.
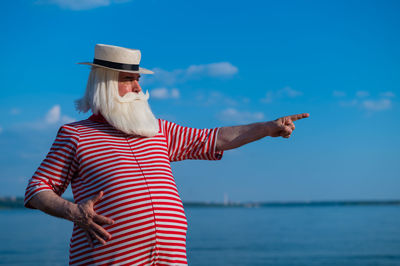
132;80;142;93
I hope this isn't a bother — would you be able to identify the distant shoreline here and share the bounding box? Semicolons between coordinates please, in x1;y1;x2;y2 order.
1;197;400;210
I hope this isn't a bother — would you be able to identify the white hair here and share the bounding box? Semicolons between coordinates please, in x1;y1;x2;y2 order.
75;67;119;114
75;67;159;137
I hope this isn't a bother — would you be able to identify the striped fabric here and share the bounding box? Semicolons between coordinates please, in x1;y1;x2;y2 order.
24;114;223;265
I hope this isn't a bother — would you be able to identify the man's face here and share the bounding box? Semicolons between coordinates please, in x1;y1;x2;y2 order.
103;70;158;137
118;72;142;97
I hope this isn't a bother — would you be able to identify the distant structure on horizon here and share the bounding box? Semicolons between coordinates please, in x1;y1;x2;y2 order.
1;197;400;209
224;193;229;206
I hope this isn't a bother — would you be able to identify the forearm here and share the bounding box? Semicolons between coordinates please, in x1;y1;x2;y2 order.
26;190;78;222
216;121;272;151
27;190;114;247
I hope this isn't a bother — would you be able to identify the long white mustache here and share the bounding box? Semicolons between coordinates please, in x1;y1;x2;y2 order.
117;90;150;103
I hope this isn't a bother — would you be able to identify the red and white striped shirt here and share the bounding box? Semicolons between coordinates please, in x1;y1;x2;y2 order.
24;114;223;265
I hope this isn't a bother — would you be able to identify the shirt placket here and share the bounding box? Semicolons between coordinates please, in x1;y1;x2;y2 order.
124;136;161;262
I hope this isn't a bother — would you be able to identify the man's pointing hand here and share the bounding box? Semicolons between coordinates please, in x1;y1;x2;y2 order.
72;191;115;248
268;113;310;138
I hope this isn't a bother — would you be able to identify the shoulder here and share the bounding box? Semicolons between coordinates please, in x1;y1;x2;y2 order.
157;118;181;132
59;119;82;131
157;119;183;137
61;117;106;132
158;118;181;127
56;119;92;138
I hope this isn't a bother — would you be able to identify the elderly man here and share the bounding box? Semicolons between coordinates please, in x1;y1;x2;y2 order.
24;44;309;265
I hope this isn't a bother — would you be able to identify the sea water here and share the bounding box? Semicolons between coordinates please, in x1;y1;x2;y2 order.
1;206;399;265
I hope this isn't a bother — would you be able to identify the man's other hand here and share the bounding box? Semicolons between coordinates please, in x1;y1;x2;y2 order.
72;191;115;248
267;113;310;138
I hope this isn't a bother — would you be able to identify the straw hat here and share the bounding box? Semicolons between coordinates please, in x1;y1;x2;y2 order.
78;44;154;74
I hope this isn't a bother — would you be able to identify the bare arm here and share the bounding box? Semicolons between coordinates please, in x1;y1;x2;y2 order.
26;190;77;220
216;113;310;151
27;190;114;248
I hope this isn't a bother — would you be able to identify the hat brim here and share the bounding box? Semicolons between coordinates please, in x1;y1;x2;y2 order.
77;62;154;74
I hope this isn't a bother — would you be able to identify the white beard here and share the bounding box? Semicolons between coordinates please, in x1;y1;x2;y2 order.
100;90;159;137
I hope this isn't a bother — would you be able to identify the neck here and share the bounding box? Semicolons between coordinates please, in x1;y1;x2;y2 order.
89;113;108;123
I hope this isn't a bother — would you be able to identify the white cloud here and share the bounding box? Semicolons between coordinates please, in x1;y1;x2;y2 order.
261;91;274;103
45;105;61;124
36;0;131;10
142;68;181;86
44;105;77;124
150;88;180;99
10;108;21;115
11;105;76;131
356;91;370;98
337;91;394;112
217;108;264;124
362;99;392;111
195;91;238;107
281;86;303;98
62;115;76;124
380;91;396;98
186;62;238;78
143;62;239;86
151;88;168;99
170;88;180;99
338;99;358;107
333;90;346;97
261;86;303;103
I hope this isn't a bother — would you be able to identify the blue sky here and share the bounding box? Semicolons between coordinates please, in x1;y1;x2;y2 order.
0;0;399;202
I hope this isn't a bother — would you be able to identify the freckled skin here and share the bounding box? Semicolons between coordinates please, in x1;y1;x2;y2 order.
118;72;142;97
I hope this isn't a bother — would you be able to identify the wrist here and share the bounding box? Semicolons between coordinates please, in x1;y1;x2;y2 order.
264;121;273;137
64;202;79;222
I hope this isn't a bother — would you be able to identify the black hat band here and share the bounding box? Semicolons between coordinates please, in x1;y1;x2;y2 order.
93;58;139;71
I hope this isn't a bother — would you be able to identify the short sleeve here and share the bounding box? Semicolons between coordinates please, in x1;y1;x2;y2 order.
161;119;224;162
24;125;79;208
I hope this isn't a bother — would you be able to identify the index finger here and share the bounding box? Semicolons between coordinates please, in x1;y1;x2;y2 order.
289;113;310;122
94;214;115;225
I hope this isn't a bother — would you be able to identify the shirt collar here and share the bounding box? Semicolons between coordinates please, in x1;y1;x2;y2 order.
88;113;108;124
88;113;162;136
